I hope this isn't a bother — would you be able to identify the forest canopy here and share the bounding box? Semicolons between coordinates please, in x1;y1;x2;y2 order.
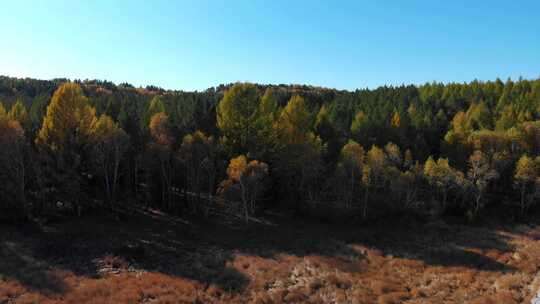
1;75;540;222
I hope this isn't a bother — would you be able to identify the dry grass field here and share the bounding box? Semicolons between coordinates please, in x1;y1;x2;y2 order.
1;209;540;304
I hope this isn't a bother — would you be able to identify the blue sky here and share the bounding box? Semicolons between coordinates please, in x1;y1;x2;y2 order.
1;1;539;91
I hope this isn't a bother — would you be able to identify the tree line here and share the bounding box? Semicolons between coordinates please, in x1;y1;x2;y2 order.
1;75;540;222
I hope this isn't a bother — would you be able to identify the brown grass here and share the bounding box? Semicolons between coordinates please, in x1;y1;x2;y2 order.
377;291;410;304
1;212;540;303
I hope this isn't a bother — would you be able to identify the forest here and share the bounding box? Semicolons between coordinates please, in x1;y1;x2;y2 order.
4;76;540;303
2;75;540;223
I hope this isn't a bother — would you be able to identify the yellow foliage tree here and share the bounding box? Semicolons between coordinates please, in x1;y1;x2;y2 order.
149;112;173;147
391;111;401;128
179;130;218;211
36;83;96;151
514;155;540;214
8;100;29;127
34;83;97;213
274;95;322;201
335;140;365;208
424;156;462;211
89;115;129;205
0;102;6;118
220;155;269;223
147;112;174;207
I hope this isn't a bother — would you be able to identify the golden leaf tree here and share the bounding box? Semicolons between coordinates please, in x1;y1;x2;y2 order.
88;115;129;206
36;83;97;213
36;83;96;151
219;155;269;223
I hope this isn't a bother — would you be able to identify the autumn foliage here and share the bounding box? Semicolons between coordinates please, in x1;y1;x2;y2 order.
0;77;539;221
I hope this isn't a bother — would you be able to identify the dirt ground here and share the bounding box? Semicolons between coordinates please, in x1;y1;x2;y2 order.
1;208;540;304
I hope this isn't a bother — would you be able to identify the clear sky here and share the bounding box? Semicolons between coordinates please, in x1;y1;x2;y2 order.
1;1;539;91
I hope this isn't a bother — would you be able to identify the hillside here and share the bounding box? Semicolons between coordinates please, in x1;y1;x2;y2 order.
2;209;540;304
2;76;540;303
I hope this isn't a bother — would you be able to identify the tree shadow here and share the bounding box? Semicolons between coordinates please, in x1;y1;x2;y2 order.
193;213;516;273
348;218;516;272
0;209;250;295
0;207;520;298
0;238;68;295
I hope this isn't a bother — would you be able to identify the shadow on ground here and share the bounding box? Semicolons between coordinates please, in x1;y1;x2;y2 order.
0;238;68;295
0;206;518;297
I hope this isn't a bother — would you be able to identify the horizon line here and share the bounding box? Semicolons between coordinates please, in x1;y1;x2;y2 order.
1;73;539;94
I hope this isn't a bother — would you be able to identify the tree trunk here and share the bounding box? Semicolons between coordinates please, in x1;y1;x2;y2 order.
363;188;370;219
520;184;526;215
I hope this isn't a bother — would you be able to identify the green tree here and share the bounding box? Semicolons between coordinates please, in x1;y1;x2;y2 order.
148;95;166;116
28;94;50;139
217;83;260;154
0;116;27;218
252;88;279;159
316;104;341;164
496;105;518;130
466;101;492;130
350;111;370;146
258;88;279;122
